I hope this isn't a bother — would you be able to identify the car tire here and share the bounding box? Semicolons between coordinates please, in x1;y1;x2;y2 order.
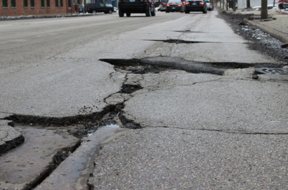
279;3;284;9
151;9;156;16
185;11;189;14
126;12;131;17
166;11;169;13
203;8;207;13
119;10;124;17
146;7;151;16
109;10;113;14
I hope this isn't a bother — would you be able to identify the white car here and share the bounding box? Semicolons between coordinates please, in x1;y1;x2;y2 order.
205;0;213;10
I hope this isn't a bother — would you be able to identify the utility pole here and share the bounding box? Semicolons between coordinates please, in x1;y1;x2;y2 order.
261;0;268;19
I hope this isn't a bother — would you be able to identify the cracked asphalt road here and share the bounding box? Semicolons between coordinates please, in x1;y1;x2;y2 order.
1;9;288;190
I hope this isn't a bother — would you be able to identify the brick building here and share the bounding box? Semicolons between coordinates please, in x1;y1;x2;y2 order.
1;0;82;16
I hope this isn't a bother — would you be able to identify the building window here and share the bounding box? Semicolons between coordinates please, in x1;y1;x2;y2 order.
60;0;63;7
41;0;45;7
23;0;28;7
46;0;50;7
2;0;8;7
11;0;16;7
68;0;71;7
55;0;58;7
30;0;34;7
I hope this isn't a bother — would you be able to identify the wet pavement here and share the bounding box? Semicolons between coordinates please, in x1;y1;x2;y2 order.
0;125;79;189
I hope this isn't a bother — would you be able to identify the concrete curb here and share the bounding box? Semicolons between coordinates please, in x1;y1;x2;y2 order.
245;18;288;43
220;8;288;43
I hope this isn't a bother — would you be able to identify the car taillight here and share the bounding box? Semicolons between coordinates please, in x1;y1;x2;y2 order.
199;2;204;5
278;0;284;2
178;3;182;6
185;2;189;5
167;3;170;6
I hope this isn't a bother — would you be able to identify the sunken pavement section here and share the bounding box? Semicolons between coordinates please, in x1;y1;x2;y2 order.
1;56;288;189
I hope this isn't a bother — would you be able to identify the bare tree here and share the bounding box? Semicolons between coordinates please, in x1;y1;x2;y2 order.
247;0;250;8
261;0;268;19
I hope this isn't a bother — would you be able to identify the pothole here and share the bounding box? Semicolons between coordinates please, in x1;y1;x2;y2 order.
174;30;205;33
146;39;248;44
120;84;143;94
101;57;286;75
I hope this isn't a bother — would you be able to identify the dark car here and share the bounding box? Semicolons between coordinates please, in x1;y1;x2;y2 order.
118;0;156;17
185;0;207;13
158;0;168;11
87;2;114;14
166;0;185;12
278;0;288;9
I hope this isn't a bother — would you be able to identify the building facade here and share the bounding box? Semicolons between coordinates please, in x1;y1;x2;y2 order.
1;0;82;16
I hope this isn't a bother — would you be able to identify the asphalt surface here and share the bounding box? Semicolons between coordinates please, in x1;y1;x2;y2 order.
1;7;288;190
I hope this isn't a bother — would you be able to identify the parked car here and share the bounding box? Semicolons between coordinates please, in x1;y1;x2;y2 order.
205;0;213;10
185;0;207;14
87;2;114;14
118;0;156;17
158;0;168;11
278;0;288;9
166;0;185;12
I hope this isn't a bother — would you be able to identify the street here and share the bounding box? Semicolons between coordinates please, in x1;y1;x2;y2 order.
1;10;288;190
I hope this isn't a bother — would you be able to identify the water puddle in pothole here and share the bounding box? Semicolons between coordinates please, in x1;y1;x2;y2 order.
88;124;120;137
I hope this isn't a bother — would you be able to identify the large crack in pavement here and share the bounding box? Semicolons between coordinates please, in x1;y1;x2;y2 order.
2;55;288;189
101;56;287;76
146;38;252;44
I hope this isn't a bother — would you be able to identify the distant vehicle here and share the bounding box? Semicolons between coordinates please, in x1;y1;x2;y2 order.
205;0;213;10
166;0;185;12
87;2;114;14
185;0;207;14
158;0;168;11
278;0;288;9
118;0;156;17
